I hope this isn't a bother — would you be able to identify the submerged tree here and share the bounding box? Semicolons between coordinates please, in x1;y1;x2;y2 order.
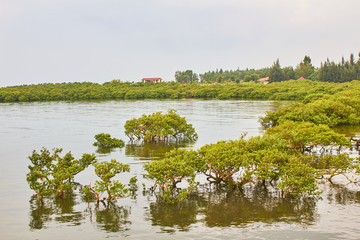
26;148;96;200
278;156;320;197
197;139;250;185
84;159;136;203
124;109;198;142
93;133;125;148
260;95;360;128
144;149;199;203
265;121;350;153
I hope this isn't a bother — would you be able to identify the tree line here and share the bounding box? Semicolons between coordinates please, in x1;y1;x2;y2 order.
2;79;360;103
175;52;360;83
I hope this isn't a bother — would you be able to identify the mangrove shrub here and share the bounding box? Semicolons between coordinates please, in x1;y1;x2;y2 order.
260;95;360;128
84;159;135;202
26;148;96;200
144;149;199;203
93;133;125;148
124;109;197;142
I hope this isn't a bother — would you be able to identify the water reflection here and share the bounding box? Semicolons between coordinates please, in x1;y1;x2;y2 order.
125;141;195;160
325;183;360;205
27;171;360;235
29;193;131;233
29;191;84;230
202;185;318;227
85;202;131;233
146;194;205;233
95;146;119;154
29;197;54;230
146;183;319;232
334;125;360;138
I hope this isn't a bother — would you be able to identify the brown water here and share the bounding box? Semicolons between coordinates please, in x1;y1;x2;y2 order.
1;99;360;240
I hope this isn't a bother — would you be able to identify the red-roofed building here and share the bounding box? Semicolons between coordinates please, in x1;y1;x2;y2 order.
142;78;162;83
298;76;306;80
257;77;269;84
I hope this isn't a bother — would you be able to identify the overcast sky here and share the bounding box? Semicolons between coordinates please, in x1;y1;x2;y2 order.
1;0;360;87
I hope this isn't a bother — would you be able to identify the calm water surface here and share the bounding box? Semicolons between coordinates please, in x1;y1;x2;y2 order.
0;99;360;240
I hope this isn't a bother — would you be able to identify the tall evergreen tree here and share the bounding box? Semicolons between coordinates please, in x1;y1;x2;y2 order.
295;56;314;79
282;66;295;80
268;59;284;82
175;70;199;83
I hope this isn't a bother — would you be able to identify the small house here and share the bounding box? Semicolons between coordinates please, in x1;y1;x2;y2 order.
141;78;162;83
257;77;269;84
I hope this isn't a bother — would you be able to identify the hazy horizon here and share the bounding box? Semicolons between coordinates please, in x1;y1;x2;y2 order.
1;0;360;87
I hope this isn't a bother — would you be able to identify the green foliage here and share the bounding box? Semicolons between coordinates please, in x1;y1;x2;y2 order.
143;124;359;201
84;159;133;202
196;135;294;186
265;121;350;153
295;55;315;79
261;94;360;128
144;149;199;203
282;66;296;80
26;148;96;200
93;133;125;148
3;78;360;103
268;59;285;82
278;157;320;197
312;153;358;181
175;70;199;83
244;73;260;82
124;109;198;142
319;53;360;83
197;139;251;185
199;67;269;83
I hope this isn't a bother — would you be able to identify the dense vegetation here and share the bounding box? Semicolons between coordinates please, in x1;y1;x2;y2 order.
260;93;360;128
1;79;360;103
319;53;360;82
145;122;358;202
198;67;269;83
2;52;360;104
124;109;197;142
27;99;360;205
175;53;359;83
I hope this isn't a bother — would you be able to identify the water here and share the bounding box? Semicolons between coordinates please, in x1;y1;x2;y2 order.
1;99;360;239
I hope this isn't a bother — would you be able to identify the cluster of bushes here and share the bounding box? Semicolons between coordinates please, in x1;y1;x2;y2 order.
27;132;138;203
2;79;360;103
145;121;358;202
260;93;360;128
27;101;360;205
27;147;137;203
27;111;197;203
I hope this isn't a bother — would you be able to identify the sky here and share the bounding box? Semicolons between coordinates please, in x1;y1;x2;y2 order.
1;0;360;87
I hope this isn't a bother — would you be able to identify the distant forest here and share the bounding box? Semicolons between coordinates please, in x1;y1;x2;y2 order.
175;52;360;83
1;52;360;103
